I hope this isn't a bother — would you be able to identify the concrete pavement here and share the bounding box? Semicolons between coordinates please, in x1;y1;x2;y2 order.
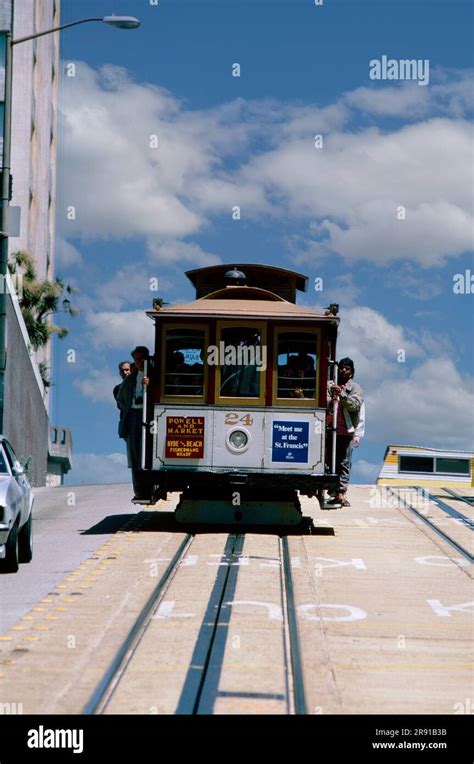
0;483;472;715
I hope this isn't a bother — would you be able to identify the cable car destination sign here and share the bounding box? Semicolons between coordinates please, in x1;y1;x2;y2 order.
165;416;205;458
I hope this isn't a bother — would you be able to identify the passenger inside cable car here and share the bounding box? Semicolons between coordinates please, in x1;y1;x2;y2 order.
164;330;205;396
277;334;317;399
219;327;262;398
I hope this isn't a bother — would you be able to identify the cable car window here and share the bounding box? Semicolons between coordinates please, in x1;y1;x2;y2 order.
277;332;317;399
219;326;263;398
435;458;470;475
399;456;434;473
164;328;205;396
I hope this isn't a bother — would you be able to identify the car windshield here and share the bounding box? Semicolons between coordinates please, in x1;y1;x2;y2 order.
0;447;9;474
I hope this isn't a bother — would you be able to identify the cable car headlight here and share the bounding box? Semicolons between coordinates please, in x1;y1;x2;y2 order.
228;430;249;450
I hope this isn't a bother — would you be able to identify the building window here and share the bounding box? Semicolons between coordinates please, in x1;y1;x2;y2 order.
399;456;434;473
51;428;57;444
435;458;470;475
60;430;66;445
163;327;206;398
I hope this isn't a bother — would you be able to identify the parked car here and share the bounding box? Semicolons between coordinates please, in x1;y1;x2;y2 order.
0;436;33;573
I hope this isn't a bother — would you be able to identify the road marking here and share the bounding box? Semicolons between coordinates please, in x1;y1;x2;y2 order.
152;601;196;619
180;555;199;567
208;554;250;566
313;557;366;570
298;604;367;622
259;558;281;568
415;555;468;567
223;600;283;621
427;599;474;617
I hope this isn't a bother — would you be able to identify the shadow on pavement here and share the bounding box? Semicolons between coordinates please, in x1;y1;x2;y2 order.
81;510;334;537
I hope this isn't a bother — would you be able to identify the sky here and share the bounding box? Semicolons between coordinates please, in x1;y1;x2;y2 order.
51;0;474;486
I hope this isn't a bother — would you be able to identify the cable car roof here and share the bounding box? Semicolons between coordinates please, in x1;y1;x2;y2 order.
185;263;308;303
147;294;336;322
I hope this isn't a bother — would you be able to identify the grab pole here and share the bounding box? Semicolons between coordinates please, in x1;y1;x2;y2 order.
141;359;148;470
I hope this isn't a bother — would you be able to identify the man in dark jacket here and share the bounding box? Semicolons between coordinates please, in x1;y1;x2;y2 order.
117;346;151;500
113;360;131;438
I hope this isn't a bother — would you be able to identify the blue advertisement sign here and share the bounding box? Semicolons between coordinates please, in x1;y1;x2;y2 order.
272;421;309;463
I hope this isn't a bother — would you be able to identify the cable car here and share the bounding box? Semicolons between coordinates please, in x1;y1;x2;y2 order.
140;264;340;524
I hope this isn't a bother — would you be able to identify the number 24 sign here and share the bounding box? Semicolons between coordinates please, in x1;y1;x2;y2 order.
224;412;253;426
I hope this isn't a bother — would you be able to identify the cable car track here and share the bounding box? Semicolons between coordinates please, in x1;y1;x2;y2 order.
280;536;308;714
388;488;473;565
83;530;309;715
440;487;474;508
82;533;193;715
417;488;474;529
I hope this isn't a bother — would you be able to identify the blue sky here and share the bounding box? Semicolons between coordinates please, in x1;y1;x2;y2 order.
52;0;474;485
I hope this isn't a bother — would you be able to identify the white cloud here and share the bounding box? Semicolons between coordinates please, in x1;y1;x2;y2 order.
366;358;474;450
146;238;221;267
74;367;121;404
319;273;363;308
244;118;473;265
380;263;443;301
310;199;472;267
60;64;268;241
84;310;154;350
67;452;130;485
345;70;474;118
97;266;162;312
336;306;423;386
351;459;381;484
334;307;474;450
59;63;474;268
57;239;83;268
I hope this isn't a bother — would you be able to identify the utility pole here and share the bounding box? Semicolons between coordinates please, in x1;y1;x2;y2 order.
0;21;13;432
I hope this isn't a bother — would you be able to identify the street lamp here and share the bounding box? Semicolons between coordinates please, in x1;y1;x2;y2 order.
0;13;140;430
12;15;140;45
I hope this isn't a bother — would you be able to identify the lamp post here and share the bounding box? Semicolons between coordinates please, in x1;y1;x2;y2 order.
0;12;140;432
